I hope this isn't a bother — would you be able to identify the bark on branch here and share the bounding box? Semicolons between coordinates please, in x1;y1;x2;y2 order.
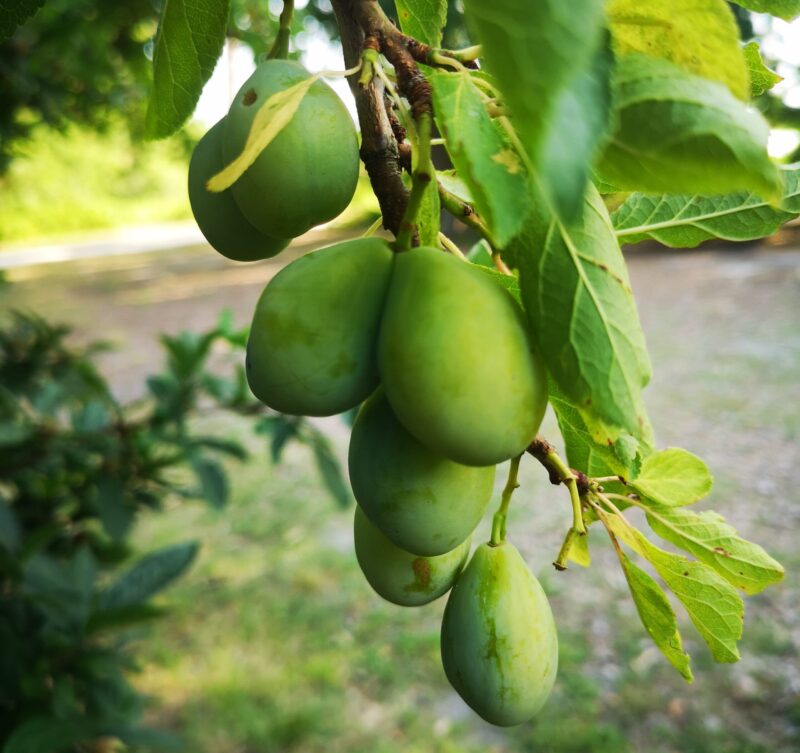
330;0;408;235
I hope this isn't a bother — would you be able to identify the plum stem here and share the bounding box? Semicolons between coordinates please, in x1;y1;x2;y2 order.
490;454;522;546
267;0;294;60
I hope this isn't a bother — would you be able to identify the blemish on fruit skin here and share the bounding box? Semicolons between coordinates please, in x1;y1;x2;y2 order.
411;557;432;589
243;88;258;106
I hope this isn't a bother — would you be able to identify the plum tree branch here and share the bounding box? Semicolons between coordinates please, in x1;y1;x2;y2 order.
330;0;408;235
331;0;435;242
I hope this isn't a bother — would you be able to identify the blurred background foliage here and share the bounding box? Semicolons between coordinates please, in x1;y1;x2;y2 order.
0;310;347;751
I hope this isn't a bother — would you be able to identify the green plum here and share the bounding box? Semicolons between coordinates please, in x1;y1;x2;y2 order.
224;60;359;239
354;506;470;607
378;247;548;466
348;389;495;556
188;119;289;261
440;541;559;726
247;238;394;416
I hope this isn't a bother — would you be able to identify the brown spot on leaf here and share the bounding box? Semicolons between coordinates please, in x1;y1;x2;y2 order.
713;546;732;557
243;88;258;106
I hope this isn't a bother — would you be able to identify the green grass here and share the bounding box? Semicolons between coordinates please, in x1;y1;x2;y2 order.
0;122;192;243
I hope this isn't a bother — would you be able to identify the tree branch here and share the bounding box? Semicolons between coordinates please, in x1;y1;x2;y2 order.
330;0;408;235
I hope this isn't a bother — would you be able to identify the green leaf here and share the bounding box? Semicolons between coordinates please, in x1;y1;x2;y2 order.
24;549;96;629
599;55;781;200
96;476;135;542
743;41;782;97
260;415;300;462
629;448;713;507
309;433;350;508
474;265;522;306
539;30;616;221
0;497;20;552
618;549;693;681
207;74;320;191
71;400;111;433
413;141;440;247
87;604;167;633
115;726;183;751
0;0;44;41
467;238;493;266
643;505;785;595
162;329;216;377
146;0;231;138
461;0;606;180
607;0;749;100
612;167;800;248
192;435;248;460
509;183;652;441
729;0;800;21
99;541;199;611
438;169;474;204
549;383;644;481
192;456;228;508
430;70;529;246
394;0;447;47
608;515;743;663
3;717;100;753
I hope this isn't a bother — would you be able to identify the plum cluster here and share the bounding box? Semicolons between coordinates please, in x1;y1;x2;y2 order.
246;239;558;725
188;64;559;727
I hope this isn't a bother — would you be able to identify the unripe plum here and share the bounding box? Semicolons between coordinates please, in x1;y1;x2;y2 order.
188;119;289;261
224;60;359;239
378;247;548;466
247;237;394;416
354;506;470;607
349;389;495;556
440;541;558;726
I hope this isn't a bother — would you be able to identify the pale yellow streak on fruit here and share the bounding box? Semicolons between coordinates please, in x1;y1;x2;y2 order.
207;75;320;192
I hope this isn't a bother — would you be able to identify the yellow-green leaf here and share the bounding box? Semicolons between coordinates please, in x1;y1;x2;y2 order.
629;447;713;507
568;532;592;567
509;183;653;441
207;75;319;192
394;0;447;48
729;1;800;21
644;505;785;594
430;70;531;246
618;549;693;681
743;41;783;97
607;0;749;100
607;514;744;663
599;55;782;201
